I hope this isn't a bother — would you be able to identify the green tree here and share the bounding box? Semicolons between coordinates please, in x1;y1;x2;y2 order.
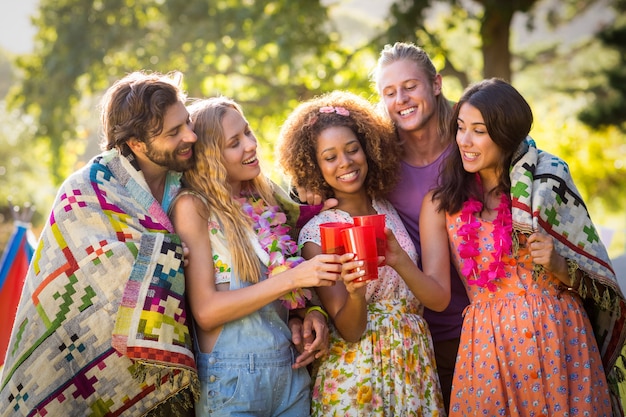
0;49;55;250
0;99;56;240
8;0;374;184
5;0;625;218
577;0;626;131
381;0;614;84
380;0;626;217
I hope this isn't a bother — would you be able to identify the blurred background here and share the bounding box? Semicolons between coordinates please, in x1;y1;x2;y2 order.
0;0;626;404
0;0;624;277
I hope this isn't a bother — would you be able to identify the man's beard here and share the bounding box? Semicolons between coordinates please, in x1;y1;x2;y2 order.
145;143;194;172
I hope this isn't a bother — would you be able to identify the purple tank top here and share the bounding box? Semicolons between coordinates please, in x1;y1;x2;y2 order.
387;146;469;342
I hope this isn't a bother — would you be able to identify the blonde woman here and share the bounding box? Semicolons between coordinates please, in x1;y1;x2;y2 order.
170;97;343;417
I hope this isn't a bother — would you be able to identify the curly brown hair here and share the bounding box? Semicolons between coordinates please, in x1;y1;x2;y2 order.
277;90;401;201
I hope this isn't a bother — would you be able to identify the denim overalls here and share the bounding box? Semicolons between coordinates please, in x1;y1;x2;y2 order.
194;264;311;417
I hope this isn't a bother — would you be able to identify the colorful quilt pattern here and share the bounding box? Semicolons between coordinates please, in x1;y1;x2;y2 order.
510;138;626;415
0;150;196;416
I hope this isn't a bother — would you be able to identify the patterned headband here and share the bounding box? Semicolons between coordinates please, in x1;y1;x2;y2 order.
319;106;350;116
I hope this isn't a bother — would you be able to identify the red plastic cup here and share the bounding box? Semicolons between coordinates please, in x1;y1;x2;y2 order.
319;222;353;255
341;225;378;282
353;214;386;265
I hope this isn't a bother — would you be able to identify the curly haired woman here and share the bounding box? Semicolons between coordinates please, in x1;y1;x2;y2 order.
277;90;448;416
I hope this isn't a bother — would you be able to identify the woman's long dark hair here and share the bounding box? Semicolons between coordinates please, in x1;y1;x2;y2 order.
433;78;533;213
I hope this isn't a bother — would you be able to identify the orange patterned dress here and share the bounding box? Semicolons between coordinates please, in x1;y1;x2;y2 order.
446;211;612;417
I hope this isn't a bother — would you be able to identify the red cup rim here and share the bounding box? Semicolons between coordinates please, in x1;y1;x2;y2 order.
319;222;353;228
352;214;385;220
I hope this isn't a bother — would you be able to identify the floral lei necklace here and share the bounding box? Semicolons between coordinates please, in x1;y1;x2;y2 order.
236;195;312;309
458;193;513;291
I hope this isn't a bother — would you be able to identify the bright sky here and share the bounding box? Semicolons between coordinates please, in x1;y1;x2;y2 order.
0;0;37;54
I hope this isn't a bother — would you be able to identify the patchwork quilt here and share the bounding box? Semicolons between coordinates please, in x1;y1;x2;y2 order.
511;137;626;415
0;149;197;416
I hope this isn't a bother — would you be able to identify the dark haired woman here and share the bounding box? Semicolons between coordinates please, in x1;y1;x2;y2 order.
421;78;626;416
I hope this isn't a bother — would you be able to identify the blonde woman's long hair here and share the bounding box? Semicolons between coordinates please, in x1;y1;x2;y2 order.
184;97;277;283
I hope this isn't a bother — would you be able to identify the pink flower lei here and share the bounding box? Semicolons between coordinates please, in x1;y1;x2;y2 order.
458;193;513;291
236;195;312;309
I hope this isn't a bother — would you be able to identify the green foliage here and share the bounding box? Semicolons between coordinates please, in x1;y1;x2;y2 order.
0;100;56;229
529;104;625;212
3;0;626;243
9;0;156;183
0;49;14;96
577;0;626;130
512;12;626;221
159;0;375;153
8;0;377;184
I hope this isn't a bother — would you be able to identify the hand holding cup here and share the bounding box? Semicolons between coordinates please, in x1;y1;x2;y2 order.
341;225;379;282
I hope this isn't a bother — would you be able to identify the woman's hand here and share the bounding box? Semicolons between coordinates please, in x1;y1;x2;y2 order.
295;185;338;212
528;232;569;283
181;240;190;268
340;253;370;296
290;308;330;369
381;227;410;268
291;254;342;288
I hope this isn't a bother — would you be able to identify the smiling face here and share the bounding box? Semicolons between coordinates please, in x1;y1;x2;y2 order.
377;59;441;134
220;107;261;195
143;101;197;172
315;125;368;202
456;103;504;189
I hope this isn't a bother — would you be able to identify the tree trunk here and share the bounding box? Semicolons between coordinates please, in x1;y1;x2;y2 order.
477;0;538;81
480;6;514;81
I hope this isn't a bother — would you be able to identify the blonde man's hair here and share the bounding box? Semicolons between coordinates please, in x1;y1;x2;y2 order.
372;42;453;141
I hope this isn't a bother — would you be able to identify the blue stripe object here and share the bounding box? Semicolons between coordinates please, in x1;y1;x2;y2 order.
0;223;35;289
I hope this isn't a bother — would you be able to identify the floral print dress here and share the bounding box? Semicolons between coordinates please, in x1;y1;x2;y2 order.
300;199;445;417
446;211;612;417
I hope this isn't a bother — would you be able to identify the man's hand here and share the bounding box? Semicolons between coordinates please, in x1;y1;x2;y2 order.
289;309;330;369
181;241;190;268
